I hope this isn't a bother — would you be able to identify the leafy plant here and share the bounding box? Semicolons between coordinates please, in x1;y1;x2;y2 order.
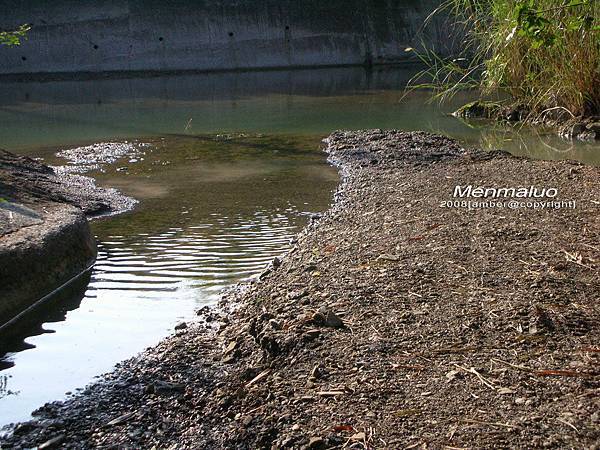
0;24;30;46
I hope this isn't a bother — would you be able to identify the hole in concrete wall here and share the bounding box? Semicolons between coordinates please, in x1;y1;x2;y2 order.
93;44;99;50
21;56;27;61
285;25;290;30
158;37;164;41
228;32;234;37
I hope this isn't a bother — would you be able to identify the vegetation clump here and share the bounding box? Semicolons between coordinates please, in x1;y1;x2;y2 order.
413;0;599;123
0;24;30;46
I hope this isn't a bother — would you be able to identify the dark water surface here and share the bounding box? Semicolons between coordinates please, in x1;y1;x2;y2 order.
2;66;598;165
0;66;598;428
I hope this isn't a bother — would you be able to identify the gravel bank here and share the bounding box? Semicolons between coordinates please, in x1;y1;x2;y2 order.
2;131;598;449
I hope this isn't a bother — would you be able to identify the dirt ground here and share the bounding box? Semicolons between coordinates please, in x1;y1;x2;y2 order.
2;131;598;449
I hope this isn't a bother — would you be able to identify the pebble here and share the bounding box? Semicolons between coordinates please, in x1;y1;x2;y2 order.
308;436;326;449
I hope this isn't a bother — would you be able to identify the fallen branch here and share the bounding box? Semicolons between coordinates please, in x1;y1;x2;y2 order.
453;364;496;390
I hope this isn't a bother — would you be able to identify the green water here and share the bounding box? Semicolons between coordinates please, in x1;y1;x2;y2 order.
1;66;598;164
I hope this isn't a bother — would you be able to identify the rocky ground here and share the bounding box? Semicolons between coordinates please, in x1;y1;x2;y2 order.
0;148;135;236
1;131;598;449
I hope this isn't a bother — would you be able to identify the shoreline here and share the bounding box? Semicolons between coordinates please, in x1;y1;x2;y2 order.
1;130;599;449
453;101;600;142
0;148;136;331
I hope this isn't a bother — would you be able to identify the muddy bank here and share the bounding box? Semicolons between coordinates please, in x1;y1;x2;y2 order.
453;101;600;142
2;131;599;449
0;148;135;329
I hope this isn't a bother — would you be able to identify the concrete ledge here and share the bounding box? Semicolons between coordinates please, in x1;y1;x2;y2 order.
0;204;96;329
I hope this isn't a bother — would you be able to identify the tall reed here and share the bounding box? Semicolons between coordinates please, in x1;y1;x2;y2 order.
413;0;600;119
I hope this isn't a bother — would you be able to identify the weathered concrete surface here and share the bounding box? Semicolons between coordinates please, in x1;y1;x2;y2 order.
0;149;133;328
0;0;455;76
0;204;96;328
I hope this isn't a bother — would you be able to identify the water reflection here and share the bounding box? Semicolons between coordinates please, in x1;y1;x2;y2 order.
0;272;91;366
0;66;597;164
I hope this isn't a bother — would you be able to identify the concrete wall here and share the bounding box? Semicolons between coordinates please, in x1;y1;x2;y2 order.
0;0;455;76
0;205;96;330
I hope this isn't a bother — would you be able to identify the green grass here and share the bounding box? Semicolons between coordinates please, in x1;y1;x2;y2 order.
410;0;599;120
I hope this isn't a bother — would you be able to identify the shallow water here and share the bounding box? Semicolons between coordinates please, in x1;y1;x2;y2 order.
0;66;598;428
0;134;338;427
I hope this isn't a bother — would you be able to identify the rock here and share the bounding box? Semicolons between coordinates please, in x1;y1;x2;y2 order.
241;415;253;427
272;256;282;269
377;253;401;262
38;434;65;449
259;268;272;280
445;369;461;382
147;380;185;395
287;289;308;300
223;341;238;356
586;122;600;133
308;436;326;449
174;322;188;330
351;432;366;441
310;364;323;380
312;307;344;328
13;421;40;435
303;329;321;342
453;101;502;119
106;412;135;426
498;387;516;395
269;319;282;330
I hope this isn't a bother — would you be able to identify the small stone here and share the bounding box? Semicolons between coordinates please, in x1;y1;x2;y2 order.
445;370;460;381
586;122;600;133
223;341;237;356
38;435;65;449
498;387;515;395
308;436;326;449
149;380;185;395
312;307;344;328
351;432;366;441
174;322;187;330
14;421;39;435
287;289;308;300
291;424;301;431
515;397;526;405
310;364;323;380
269;319;282;330
241;416;253;427
106;412;135;426
377;253;400;262
303;329;320;341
